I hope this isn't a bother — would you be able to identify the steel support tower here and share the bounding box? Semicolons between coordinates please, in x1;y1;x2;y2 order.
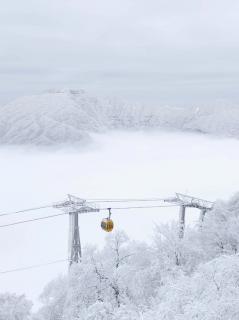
164;193;214;238
54;195;99;266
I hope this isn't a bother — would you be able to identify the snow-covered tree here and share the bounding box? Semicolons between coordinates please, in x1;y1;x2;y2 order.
144;254;239;320
0;293;32;320
200;193;239;258
62;231;146;318
153;222;204;275
34;276;67;320
34;193;239;320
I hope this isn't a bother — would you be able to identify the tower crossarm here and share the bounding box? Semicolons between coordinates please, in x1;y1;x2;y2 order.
53;194;100;214
164;193;214;210
175;193;214;210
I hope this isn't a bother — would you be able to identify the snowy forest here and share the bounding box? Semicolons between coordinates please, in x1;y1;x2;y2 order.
2;193;239;320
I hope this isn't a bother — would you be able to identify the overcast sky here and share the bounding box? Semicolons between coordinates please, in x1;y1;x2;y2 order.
1;0;239;106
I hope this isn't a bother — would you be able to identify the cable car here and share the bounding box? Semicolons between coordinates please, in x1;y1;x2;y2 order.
101;208;114;232
101;218;114;232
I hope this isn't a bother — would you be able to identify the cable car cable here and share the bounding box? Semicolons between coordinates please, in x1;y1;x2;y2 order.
0;197;171;218
87;198;166;203
0;259;69;275
0;198;168;217
100;204;179;211
0;204;179;229
0;212;66;228
0;204;53;217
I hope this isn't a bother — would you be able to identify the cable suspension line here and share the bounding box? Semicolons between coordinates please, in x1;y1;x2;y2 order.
0;204;53;217
100;204;179;210
0;259;68;275
0;204;178;229
87;198;166;203
0;198;169;218
0;213;65;228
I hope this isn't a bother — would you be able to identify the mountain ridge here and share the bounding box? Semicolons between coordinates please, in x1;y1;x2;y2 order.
0;89;238;145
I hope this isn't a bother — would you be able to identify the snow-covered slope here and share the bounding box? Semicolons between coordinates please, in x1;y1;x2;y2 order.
0;89;238;145
0;90;107;145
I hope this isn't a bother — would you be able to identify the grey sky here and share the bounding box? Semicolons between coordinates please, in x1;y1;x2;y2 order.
1;0;239;105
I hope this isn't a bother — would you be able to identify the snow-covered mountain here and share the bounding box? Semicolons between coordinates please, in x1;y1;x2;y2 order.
0;89;238;145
